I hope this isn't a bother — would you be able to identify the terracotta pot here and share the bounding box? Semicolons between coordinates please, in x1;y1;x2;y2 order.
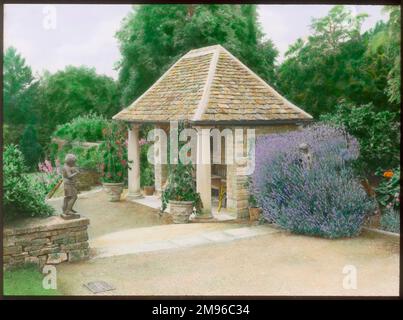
143;186;155;196
102;182;124;202
169;200;193;224
249;207;262;222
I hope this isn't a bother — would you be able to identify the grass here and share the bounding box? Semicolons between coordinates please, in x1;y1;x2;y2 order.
3;264;61;296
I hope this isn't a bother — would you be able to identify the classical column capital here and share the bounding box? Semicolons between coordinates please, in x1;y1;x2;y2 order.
130;123;141;130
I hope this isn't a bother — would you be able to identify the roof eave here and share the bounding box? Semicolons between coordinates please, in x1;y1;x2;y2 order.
191;118;314;126
112;118;314;126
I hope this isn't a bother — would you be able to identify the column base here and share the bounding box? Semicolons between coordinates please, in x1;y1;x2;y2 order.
195;210;213;219
126;192;144;201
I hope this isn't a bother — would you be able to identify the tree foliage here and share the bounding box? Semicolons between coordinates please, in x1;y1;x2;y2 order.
19;125;43;170
116;4;278;106
278;5;400;118
35;66;119;148
3;47;39;126
320;102;400;173
368;6;401;104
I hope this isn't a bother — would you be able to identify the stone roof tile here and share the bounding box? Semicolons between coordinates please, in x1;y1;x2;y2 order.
113;45;312;123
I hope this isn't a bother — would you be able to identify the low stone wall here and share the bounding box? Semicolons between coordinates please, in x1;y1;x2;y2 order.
77;169;101;191
3;216;90;270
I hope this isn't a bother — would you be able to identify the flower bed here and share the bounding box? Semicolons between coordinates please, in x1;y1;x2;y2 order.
251;124;376;239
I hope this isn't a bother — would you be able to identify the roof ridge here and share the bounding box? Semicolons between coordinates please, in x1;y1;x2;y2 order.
191;49;220;121
218;47;313;120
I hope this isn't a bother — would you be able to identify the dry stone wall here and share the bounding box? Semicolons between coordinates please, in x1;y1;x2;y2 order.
3;216;90;270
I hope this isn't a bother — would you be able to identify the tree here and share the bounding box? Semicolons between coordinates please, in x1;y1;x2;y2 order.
367;6;400;104
277;5;398;117
3;47;38;126
19;125;43;169
320;102;400;173
116;4;278;106
36;66;119;147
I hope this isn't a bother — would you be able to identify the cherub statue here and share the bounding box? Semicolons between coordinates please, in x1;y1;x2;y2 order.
61;153;80;219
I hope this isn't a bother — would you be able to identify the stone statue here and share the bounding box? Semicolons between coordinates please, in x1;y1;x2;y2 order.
298;143;313;170
61;154;80;219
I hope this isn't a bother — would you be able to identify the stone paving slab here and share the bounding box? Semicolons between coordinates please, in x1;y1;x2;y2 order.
92;225;278;259
201;231;235;242
223;226;269;239
170;235;213;247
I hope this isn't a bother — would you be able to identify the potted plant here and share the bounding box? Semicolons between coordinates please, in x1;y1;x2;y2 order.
99;122;130;202
161;162;202;223
142;166;155;196
248;193;262;222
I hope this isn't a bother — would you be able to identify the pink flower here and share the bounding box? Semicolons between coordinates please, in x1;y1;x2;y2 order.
44;160;53;173
139;138;147;146
38;160;53;174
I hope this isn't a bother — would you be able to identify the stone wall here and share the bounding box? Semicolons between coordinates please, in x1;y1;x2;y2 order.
76;169;101;191
224;124;301;219
3;216;90;270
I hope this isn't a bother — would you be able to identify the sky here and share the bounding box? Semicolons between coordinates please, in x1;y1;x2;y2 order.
4;4;387;79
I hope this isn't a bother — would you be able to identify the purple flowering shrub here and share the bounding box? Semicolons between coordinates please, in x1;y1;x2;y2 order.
251;124;375;238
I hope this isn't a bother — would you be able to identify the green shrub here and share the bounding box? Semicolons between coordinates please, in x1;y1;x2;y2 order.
162;162;202;214
380;208;400;233
4;145;54;220
141;167;154;187
52;143;101;171
140;142;154;187
52;113;109;142
320;102;400;173
376;166;400;210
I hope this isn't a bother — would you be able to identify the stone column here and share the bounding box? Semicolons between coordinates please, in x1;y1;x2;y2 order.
154;124;168;196
195;126;212;217
226;127;249;219
127;124;143;200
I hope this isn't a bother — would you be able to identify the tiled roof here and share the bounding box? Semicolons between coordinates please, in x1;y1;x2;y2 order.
113;45;313;123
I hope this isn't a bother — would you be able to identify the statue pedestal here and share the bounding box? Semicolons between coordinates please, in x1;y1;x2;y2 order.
61;213;81;220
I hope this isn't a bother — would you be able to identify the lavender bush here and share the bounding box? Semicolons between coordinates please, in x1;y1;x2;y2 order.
251;124;375;238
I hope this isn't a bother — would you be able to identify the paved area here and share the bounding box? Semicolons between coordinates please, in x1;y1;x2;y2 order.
92;224;274;258
132;194;237;221
56;227;399;296
47;188;165;238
